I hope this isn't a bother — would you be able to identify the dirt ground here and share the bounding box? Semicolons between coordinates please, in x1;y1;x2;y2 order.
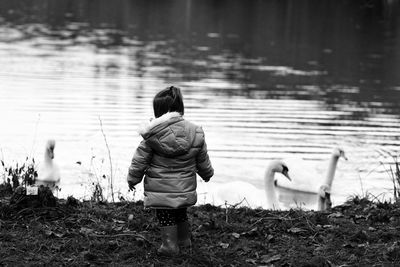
1;194;400;266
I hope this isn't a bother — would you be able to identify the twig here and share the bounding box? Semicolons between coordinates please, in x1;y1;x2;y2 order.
302;214;317;233
224;198;249;223
98;116;115;202
380;159;400;202
357;173;365;197
389;164;397;201
366;191;387;203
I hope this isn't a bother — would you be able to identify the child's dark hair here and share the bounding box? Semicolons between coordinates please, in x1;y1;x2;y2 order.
153;86;184;118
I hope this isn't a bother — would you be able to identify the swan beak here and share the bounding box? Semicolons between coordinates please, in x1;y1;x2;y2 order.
282;169;291;181
340;151;348;161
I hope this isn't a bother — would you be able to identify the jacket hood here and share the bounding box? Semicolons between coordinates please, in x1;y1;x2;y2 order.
138;112;192;156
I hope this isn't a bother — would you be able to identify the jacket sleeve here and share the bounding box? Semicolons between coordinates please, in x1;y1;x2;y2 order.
196;135;214;181
127;140;153;186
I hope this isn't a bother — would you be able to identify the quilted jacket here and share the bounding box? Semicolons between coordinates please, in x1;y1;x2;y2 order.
127;112;214;209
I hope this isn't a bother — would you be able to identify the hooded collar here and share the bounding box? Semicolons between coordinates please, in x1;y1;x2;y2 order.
138;112;182;138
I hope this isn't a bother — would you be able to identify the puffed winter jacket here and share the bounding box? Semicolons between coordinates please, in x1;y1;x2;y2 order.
127;112;214;209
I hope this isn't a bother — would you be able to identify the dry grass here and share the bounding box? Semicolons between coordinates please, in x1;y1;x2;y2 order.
382;155;400;203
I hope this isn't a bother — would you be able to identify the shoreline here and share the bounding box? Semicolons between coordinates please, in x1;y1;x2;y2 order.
1;195;400;266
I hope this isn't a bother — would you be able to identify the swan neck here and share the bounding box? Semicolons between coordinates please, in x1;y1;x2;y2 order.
44;149;53;163
317;194;327;211
264;169;276;186
324;154;339;187
264;169;279;209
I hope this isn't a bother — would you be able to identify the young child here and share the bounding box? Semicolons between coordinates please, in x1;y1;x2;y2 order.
127;86;214;255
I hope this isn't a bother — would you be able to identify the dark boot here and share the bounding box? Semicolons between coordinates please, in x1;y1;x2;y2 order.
177;221;192;252
157;225;179;256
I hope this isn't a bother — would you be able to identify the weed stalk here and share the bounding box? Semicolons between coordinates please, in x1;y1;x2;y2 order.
98;116;115;202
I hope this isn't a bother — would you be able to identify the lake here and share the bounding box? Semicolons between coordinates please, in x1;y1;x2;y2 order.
0;0;399;209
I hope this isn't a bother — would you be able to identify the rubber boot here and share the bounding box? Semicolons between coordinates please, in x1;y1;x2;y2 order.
177;221;192;253
157;225;179;256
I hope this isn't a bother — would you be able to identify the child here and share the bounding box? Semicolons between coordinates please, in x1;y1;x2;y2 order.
127;86;214;255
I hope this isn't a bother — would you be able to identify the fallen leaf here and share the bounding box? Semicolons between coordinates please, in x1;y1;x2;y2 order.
232;233;240;239
242;227;258;237
343;243;355;248
266;234;274;242
113;225;124;232
44;230;64;238
328;212;343;218
245;258;257;264
113;219;126;224
288;227;306;233
261;254;281;264
219;242;229;249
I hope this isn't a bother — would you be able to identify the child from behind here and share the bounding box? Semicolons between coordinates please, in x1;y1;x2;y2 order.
127;86;214;255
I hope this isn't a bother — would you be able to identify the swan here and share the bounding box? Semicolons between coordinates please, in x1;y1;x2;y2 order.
199;160;290;210
263;160;291;209
35;139;61;194
274;147;347;210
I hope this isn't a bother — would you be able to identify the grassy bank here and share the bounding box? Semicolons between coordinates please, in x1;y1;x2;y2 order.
1;195;400;266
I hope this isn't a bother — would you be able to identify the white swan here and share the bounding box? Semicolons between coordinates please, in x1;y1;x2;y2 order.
274;147;347;210
263;160;291;209
199;160;290;210
36;139;61;194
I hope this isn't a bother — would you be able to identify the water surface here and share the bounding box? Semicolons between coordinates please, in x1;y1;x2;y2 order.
0;0;399;209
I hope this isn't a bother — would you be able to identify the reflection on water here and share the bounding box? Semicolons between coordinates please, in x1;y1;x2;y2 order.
0;0;400;208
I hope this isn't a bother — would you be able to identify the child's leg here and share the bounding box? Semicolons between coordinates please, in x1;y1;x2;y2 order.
176;208;192;249
155;209;179;255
